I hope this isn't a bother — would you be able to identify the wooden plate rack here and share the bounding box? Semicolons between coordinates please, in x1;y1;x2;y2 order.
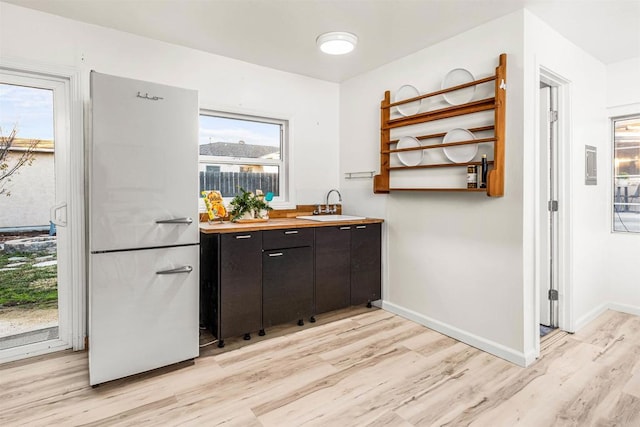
373;53;506;196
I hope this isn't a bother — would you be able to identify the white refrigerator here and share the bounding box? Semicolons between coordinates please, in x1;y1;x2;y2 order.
88;72;199;386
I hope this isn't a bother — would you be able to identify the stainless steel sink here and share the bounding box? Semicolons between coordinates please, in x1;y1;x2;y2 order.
296;214;366;222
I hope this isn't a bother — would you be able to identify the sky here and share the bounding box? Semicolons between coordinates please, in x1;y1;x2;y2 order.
199;115;280;148
0;84;54;140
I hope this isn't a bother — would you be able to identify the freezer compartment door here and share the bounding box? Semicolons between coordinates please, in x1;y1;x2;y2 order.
90;72;199;251
89;245;199;386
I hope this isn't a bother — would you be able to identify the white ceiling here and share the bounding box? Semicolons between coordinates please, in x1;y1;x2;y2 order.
4;0;640;82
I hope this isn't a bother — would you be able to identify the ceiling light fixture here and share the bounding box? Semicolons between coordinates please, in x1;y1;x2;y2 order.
316;31;358;55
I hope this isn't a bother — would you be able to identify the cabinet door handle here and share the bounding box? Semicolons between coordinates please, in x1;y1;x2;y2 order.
235;235;252;239
268;252;283;257
356;225;367;229
340;226;351;230
156;265;193;275
284;230;299;235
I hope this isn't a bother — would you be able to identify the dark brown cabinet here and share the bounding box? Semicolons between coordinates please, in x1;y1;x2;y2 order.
200;220;381;345
200;231;262;347
314;223;382;314
262;228;314;328
350;223;382;306
263;246;314;328
315;226;351;313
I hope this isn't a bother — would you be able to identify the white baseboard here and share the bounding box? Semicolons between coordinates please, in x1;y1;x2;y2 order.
574;302;609;333
574;301;640;332
607;302;640;317
381;301;529;367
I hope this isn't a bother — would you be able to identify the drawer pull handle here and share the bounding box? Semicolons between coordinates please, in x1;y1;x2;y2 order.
268;252;284;257
235;235;252;239
340;226;351;230
284;230;299;235
356;225;367;229
156;265;193;275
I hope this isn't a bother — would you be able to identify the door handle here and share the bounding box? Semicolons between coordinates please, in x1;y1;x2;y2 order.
156;265;193;275
268;252;283;257
155;217;193;224
50;202;67;227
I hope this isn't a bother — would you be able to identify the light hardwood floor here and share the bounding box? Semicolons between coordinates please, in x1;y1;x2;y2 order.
1;308;639;426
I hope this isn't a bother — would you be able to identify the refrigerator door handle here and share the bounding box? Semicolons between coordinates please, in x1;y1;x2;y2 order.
156;265;193;275
155;217;194;225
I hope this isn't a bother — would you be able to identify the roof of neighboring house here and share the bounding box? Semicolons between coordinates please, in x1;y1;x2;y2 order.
5;138;54;153
199;141;279;159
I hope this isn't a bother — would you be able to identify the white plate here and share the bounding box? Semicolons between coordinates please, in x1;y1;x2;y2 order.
442;68;475;105
442;128;477;163
397;136;422;166
394;85;421;116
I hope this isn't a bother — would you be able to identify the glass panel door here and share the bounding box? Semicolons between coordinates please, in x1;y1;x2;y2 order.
0;72;71;359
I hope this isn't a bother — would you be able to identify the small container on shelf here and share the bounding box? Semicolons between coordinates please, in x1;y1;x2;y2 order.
467;165;478;189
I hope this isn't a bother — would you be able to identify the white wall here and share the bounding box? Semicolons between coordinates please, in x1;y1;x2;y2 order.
523;11;609;341
0;2;340;206
607;58;640;109
342;9;617;366
605;57;640;316
341;11;528;365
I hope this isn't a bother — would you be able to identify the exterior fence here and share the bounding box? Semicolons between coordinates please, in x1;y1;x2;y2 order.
199;171;279;197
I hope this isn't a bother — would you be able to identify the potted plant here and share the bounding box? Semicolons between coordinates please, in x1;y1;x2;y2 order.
228;188;272;222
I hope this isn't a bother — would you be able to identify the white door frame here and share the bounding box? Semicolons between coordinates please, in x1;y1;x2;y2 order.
534;65;573;354
0;58;85;362
538;84;554;327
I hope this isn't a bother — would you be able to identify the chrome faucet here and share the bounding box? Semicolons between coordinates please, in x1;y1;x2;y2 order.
326;189;342;206
314;189;342;215
325;189;342;214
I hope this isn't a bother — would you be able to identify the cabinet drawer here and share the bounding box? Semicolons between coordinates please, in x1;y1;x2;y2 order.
262;228;313;250
220;231;262;248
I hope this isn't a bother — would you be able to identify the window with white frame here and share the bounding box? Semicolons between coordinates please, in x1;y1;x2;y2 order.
613;114;640;233
199;110;288;205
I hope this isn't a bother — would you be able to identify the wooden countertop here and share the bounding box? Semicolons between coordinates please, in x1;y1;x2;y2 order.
199;217;384;234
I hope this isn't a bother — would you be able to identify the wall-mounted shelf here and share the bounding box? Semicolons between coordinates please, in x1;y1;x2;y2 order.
374;53;507;196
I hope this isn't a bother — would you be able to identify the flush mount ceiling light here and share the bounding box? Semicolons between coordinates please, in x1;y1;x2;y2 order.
316;31;358;55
